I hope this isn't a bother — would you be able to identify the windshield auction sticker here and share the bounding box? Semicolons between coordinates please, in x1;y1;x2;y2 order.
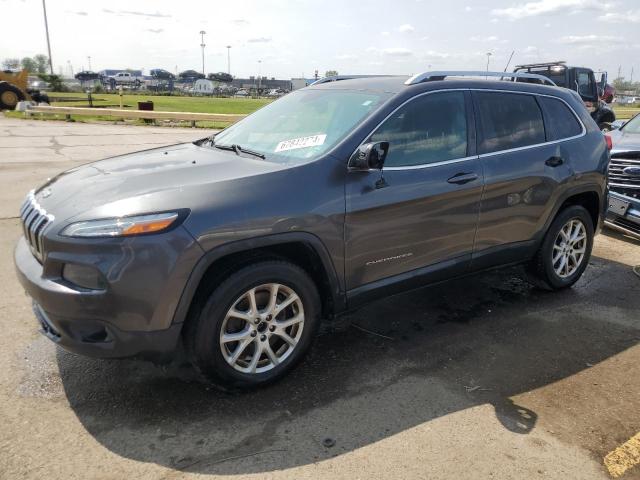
275;134;327;152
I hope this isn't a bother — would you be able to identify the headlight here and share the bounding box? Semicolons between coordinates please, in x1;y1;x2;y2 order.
60;212;181;238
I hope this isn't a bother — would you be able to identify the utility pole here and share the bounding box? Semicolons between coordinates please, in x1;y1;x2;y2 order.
618;65;622;79
42;0;54;74
226;46;231;75
631;67;635;84
199;30;206;76
87;56;91;71
485;52;492;79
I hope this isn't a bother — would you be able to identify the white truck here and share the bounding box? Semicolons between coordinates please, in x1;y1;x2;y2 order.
108;72;143;87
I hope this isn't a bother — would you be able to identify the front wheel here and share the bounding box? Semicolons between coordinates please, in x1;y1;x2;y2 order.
184;260;321;390
527;205;594;290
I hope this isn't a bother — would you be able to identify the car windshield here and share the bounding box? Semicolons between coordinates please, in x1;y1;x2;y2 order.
211;89;390;164
621;114;640;134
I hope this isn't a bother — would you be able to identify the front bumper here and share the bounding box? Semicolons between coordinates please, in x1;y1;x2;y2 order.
605;191;640;239
14;227;202;360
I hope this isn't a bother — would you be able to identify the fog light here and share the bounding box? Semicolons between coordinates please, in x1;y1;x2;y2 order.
62;263;106;290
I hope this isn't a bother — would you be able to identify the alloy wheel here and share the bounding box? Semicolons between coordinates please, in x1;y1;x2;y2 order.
552;218;587;278
219;283;305;374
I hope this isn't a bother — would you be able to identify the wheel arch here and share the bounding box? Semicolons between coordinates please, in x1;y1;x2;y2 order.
172;232;346;328
541;186;604;243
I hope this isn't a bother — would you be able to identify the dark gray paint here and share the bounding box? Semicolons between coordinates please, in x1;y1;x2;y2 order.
14;77;609;360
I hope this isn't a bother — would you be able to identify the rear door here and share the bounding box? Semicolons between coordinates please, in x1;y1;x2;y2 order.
471;90;575;268
344;90;483;292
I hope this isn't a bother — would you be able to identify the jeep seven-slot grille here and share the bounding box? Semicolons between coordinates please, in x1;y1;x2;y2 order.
19;190;54;262
609;152;640;199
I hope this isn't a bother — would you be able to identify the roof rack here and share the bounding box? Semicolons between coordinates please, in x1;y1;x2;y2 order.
404;71;557;87
514;61;567;69
310;75;393;85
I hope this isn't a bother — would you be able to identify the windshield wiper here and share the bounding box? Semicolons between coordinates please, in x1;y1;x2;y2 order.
212;142;266;160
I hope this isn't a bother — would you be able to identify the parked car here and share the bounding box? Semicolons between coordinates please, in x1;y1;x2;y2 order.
109;71;143;86
150;69;175;80
14;73;609;389
266;88;286;97
74;70;101;82
605;114;640;238
234;88;249;97
610;119;627;130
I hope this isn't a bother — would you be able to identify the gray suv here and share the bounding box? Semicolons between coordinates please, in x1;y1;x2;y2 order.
15;72;609;389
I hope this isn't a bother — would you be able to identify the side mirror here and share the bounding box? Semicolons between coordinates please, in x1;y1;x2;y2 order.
348;142;389;171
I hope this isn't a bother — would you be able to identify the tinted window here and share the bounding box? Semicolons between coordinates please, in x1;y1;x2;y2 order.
369;91;467;167
577;71;595;99
476;92;545;154
539;97;582;141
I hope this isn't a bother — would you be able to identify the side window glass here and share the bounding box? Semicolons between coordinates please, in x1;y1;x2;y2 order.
476;92;545;154
369;91;467;167
539;97;583;141
577;72;595;98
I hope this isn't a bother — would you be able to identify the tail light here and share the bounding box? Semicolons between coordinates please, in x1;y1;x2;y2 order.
604;134;612;150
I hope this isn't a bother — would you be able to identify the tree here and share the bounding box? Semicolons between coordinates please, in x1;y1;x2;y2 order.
325;70;339;78
34;54;49;74
21;57;38;73
2;58;20;70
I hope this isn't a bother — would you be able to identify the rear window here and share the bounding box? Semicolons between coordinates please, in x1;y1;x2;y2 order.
475;92;545;154
538;97;583;141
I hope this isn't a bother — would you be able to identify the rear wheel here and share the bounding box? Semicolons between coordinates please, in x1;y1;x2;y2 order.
185;260;320;390
527;205;594;290
0;82;25;110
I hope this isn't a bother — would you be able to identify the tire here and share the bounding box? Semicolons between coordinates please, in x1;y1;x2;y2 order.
0;82;25;110
184;260;321;390
527;205;594;291
599;122;612;132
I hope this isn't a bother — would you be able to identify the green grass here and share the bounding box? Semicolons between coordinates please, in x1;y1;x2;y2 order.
612;105;640;120
5;91;273;128
48;91;271;114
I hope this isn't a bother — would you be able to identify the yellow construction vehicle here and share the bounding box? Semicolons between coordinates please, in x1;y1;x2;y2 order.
0;69;49;110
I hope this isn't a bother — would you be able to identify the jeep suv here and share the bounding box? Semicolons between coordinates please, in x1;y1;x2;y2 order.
14;73;609;389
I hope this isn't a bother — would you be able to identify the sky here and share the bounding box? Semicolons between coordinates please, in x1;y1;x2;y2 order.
1;0;639;80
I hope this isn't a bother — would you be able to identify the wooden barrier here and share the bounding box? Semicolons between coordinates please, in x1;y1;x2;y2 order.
26;105;246;124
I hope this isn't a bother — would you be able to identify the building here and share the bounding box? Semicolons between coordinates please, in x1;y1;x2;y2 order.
231;77;292;91
291;78;315;90
193;79;215;94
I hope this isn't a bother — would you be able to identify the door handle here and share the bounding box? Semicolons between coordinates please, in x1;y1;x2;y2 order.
447;172;478;185
545;156;564;167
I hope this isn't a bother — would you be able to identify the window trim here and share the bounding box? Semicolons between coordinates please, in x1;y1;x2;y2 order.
350;88;586;170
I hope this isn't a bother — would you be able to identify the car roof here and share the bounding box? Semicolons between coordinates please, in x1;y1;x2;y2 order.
307;75;572;99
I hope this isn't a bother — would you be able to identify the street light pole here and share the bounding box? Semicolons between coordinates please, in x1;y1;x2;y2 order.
486;52;492;73
199;30;206;76
226;46;231;75
87;56;91;71
42;0;54;74
257;59;262;96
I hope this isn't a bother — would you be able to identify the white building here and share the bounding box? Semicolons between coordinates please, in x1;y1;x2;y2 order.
193;79;215;94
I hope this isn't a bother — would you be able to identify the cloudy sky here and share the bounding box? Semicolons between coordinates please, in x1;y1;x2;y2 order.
2;0;639;80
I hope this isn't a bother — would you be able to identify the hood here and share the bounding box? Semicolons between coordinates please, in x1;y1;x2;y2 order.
33;142;284;223
610;128;640;154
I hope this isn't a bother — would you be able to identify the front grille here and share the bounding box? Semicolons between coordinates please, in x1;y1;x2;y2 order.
608;152;640;199
19;190;54;262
